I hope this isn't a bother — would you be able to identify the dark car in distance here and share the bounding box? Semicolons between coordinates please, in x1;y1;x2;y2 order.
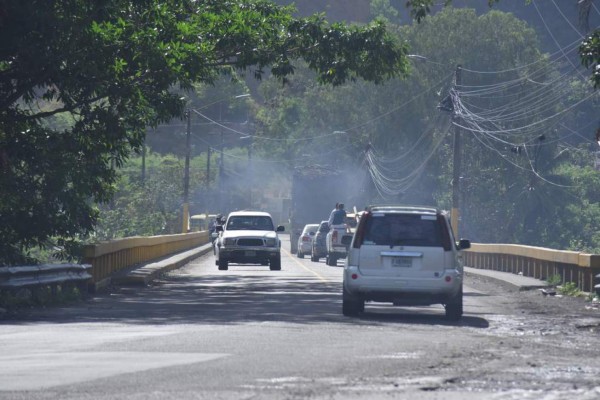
311;220;329;262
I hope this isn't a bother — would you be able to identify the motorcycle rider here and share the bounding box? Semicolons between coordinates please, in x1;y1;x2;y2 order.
212;213;225;254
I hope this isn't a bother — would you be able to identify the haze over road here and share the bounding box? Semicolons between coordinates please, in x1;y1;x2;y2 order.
1;236;599;399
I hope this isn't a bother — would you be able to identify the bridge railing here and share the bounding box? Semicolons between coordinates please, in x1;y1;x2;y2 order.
463;243;600;293
82;231;210;287
3;237;599;297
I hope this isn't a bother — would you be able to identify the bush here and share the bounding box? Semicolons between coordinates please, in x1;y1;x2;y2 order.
557;282;584;297
546;274;562;287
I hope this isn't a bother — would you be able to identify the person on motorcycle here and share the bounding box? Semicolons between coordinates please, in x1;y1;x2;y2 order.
211;214;225;254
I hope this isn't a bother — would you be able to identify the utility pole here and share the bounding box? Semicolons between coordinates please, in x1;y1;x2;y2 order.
219;127;224;210
451;65;462;237
248;137;252;209
206;144;211;190
205;143;211;219
182;109;191;233
141;139;146;185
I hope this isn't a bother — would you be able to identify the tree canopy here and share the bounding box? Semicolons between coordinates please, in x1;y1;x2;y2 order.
0;0;409;264
249;6;599;251
405;0;600;89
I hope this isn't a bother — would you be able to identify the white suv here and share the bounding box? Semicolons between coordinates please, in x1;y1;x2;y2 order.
342;205;470;320
214;211;284;271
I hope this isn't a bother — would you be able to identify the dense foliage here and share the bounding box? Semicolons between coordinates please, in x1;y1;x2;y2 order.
0;0;408;264
251;7;600;252
404;0;600;89
2;0;598;265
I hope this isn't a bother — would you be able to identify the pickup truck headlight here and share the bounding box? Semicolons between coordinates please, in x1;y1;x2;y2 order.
264;238;277;247
223;238;236;246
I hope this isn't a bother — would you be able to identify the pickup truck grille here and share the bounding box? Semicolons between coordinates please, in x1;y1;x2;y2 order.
237;238;264;246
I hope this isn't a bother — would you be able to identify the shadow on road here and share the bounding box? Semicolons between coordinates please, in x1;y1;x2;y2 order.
3;271;490;329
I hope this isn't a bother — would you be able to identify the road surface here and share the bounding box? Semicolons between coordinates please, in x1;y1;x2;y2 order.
1;236;599;399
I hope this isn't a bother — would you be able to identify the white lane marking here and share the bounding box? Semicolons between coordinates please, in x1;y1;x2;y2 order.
281;247;329;283
0;352;228;391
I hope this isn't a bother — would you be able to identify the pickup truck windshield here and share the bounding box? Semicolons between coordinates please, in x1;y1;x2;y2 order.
226;216;274;231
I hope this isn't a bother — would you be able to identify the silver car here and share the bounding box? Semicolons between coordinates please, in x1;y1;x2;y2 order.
297;223;319;259
342;205;470;320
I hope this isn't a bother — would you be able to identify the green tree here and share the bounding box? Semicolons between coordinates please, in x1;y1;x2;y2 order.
93;153;188;240
405;0;600;89
254;6;600;251
0;0;409;264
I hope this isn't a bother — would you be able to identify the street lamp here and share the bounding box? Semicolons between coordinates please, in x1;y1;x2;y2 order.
407;54;428;61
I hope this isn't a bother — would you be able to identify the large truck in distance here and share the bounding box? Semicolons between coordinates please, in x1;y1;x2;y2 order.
290;165;349;255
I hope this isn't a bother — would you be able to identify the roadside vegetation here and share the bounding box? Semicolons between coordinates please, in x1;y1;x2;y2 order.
1;1;598;265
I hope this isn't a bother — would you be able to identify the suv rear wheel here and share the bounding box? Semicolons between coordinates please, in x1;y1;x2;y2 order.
342;287;363;317
218;259;228;271
444;288;463;321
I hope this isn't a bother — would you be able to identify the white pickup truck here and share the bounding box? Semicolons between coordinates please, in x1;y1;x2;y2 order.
325;221;353;266
214;210;284;271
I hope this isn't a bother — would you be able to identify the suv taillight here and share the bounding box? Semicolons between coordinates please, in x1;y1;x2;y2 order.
332;230;338;241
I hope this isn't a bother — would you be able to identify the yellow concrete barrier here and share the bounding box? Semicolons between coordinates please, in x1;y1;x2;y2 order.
463;243;600;293
82;231;209;283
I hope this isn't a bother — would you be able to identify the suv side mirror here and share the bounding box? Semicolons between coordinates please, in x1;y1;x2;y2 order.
458;239;471;250
276;225;285;232
216;225;224;232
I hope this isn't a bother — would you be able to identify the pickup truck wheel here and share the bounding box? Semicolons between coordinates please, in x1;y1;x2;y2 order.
269;256;281;271
218;259;228;271
445;289;463;321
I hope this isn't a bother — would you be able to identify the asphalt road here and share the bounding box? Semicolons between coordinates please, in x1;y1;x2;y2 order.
1;236;599;400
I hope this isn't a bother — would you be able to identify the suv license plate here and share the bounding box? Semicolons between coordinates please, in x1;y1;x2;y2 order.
392;257;412;268
245;251;256;257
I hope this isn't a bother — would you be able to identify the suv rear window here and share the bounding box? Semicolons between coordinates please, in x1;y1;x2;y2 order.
361;213;445;247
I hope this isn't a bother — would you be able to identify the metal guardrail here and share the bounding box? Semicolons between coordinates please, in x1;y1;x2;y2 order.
0;264;92;292
463;243;600;293
0;231;209;298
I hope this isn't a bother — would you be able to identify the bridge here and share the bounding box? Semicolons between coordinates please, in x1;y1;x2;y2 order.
82;232;600;294
2;230;600;296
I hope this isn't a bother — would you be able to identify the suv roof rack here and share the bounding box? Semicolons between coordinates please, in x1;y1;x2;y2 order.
368;204;440;214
